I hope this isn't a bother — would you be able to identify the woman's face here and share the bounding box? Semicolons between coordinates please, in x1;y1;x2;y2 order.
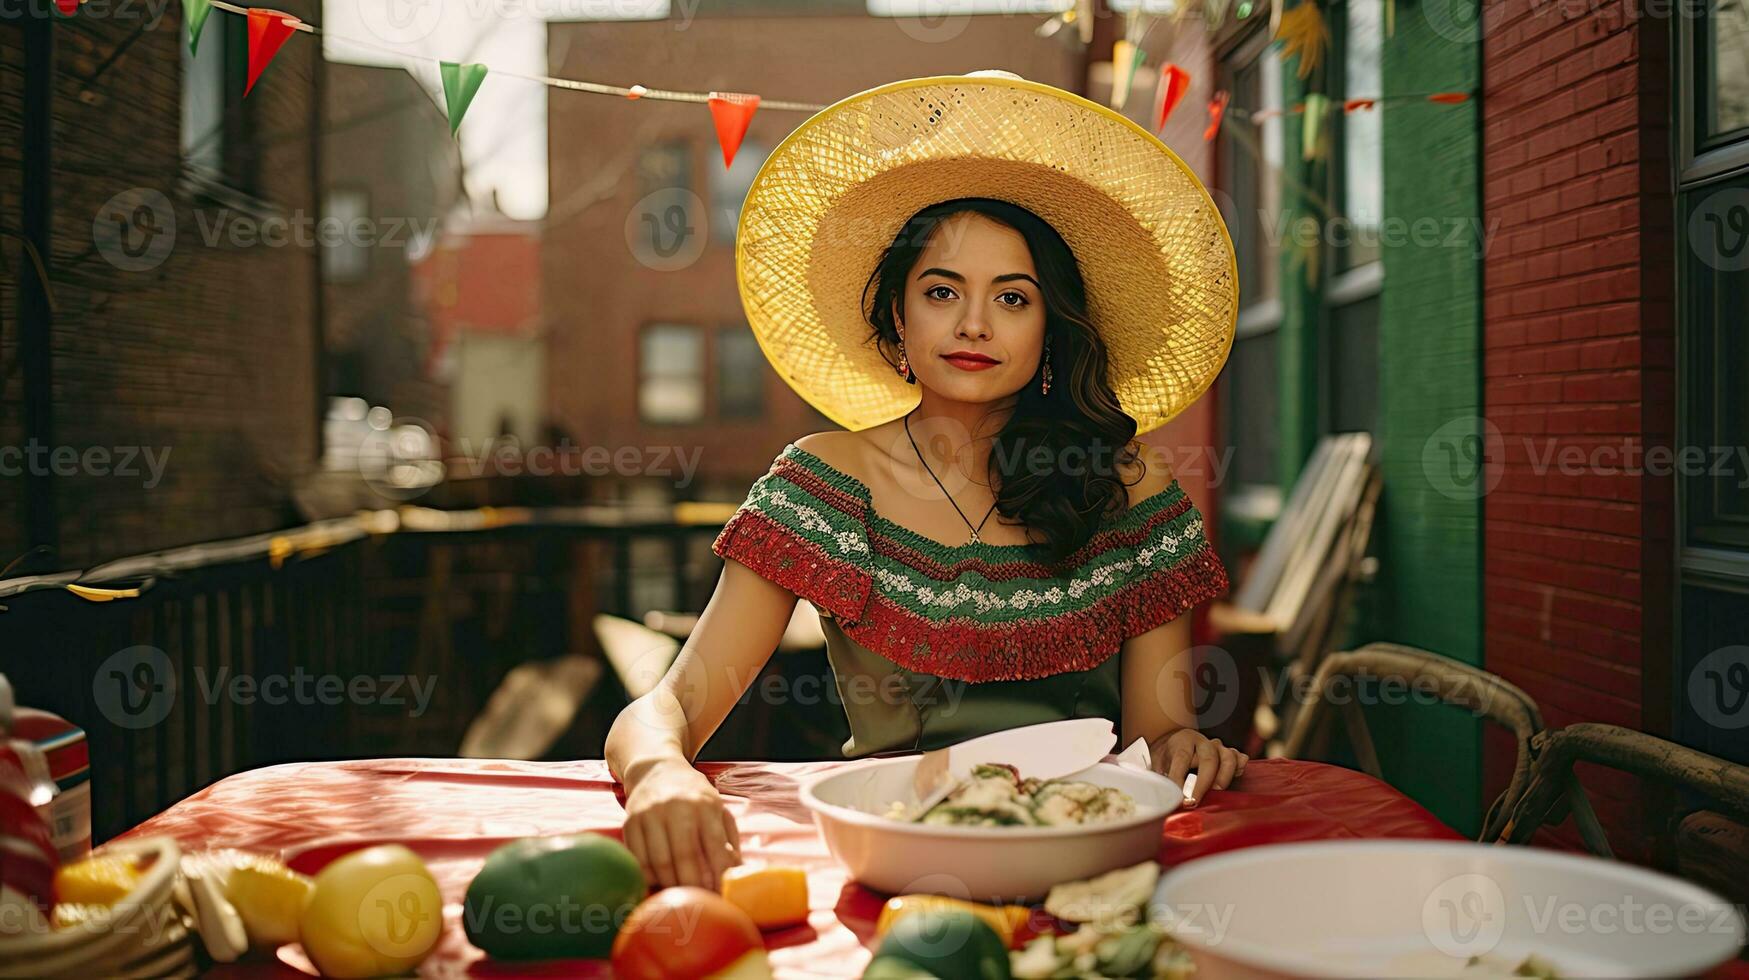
894;212;1047;403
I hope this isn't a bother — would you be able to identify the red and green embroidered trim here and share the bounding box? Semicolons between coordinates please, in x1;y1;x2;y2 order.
712;443;1230;682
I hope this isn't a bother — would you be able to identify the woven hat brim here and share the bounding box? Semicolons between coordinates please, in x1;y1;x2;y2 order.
735;74;1238;435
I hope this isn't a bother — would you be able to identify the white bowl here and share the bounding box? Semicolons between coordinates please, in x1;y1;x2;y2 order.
799;758;1180;903
1150;839;1747;979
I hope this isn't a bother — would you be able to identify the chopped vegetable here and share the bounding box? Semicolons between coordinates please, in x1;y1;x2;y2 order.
53;853;144;906
901;768;1138;828
719;864;809;929
221;855;315;948
1043;861;1159;928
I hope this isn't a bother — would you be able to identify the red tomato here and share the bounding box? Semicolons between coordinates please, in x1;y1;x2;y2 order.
611;886;771;980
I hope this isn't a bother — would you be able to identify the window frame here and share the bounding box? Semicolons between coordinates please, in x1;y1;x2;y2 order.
1317;0;1384;437
1677;4;1749;185
1218;24;1288;498
637;322;707;427
178;8;270;214
1676;6;1749;584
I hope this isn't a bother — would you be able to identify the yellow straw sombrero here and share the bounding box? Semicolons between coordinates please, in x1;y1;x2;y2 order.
734;69;1238;436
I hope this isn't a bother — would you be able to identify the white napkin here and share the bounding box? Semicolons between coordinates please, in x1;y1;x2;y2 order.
1113;736;1152;771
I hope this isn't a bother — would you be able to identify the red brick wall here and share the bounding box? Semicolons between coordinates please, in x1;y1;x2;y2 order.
0;12;323;570
1481;0;1674;860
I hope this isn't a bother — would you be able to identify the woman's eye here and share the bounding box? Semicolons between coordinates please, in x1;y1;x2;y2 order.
998;291;1029;308
925;285;956;301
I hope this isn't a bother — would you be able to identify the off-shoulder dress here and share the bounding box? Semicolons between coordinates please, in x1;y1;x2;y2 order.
710;442;1229;758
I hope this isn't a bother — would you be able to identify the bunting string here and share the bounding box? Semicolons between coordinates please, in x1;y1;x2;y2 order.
200;0;826;112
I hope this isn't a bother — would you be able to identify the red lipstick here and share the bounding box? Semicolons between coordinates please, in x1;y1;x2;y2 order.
941;349;1001;372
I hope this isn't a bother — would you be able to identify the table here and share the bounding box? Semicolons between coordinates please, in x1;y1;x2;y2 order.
116;756;1462;977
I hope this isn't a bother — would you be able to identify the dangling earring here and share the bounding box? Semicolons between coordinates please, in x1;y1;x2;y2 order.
1040;338;1053;395
897;338;916;384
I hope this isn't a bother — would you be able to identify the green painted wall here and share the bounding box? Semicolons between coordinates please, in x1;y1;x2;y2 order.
1271;4;1484;834
1365;6;1485;836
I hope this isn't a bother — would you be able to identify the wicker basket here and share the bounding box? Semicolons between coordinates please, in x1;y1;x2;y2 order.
0;836;198;979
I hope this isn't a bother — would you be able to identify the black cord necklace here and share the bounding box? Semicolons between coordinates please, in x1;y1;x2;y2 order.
904;411;999;545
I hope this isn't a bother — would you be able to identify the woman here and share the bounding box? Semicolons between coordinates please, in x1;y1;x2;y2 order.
607;70;1245;890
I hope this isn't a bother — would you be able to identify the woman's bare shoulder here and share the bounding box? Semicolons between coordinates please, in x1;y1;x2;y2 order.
793;429;882;488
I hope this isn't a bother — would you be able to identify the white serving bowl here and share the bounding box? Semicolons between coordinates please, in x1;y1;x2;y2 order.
799;757;1180;903
1151;839;1746;979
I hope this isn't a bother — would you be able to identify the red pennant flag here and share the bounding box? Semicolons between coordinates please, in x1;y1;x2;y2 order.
708;92;760;168
1427;92;1470;104
245;9;301;96
1204;91;1230;142
1153;64;1191;133
1344;98;1377;112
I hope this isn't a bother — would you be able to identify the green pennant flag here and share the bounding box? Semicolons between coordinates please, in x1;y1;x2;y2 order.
185;0;212;55
440;62;488;137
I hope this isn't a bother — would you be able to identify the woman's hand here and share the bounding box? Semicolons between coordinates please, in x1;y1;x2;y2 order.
1151;729;1248;808
621;758;741;889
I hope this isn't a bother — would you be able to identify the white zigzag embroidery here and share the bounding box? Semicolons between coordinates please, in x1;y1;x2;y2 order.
868;518;1205;615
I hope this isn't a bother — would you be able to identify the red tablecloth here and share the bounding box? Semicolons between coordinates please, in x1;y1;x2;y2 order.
115;756;1462;977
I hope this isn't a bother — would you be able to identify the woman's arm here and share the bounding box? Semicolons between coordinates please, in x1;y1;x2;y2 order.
1120;613;1248;806
605;557;799;888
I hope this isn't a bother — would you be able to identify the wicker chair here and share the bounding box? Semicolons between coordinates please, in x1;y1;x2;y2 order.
1280;641;1545;842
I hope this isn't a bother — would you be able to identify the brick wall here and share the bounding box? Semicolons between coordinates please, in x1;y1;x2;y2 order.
0;9;323;571
1481;0;1675;860
543;13;1086;493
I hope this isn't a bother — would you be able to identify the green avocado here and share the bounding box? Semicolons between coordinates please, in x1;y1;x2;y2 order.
874;909;1012;980
861;954;943;979
462;834;646;960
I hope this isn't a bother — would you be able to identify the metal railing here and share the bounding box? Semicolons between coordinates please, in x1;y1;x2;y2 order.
0;504;729;841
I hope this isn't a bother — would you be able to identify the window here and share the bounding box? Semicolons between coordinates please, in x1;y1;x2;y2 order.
1318;0;1384;435
1695;0;1749;147
716;327;765;419
322;188;370;283
1337;0;1384;270
709;140;768;244
639;324;705;424
180;13;254;196
1323;285;1380;435
1221;34;1283;312
1676;2;1749;768
638;142;690;198
1679;0;1749;553
1220;28;1285;495
1680;176;1749;549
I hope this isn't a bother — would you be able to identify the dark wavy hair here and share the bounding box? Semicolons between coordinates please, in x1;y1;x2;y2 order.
861;197;1144;568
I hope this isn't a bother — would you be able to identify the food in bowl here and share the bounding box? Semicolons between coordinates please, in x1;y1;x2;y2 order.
884;763;1138;827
